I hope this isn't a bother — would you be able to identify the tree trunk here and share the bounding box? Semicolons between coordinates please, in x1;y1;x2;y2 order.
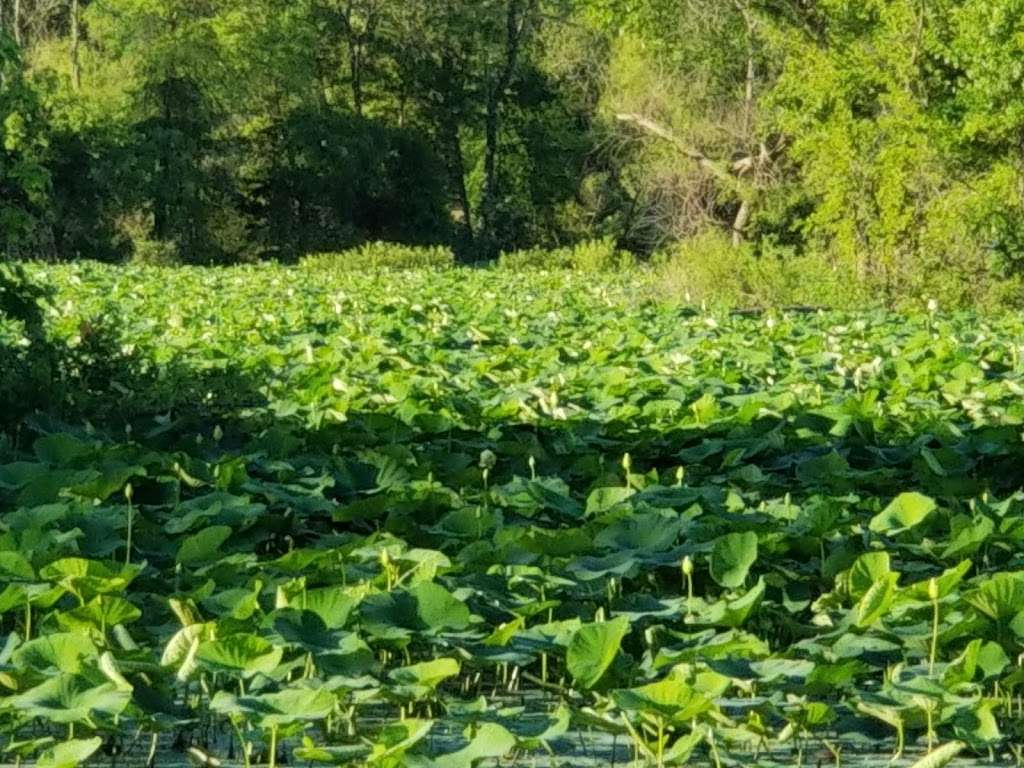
442;120;474;259
12;0;20;45
154;90;173;241
70;0;81;91
742;38;754;140
481;0;534;256
732;200;751;248
340;1;363;116
481;92;499;254
342;1;379;119
350;44;363;116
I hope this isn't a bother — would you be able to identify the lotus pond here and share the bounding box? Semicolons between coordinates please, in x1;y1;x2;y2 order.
3;263;1024;767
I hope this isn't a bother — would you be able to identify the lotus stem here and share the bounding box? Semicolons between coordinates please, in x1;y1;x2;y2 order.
145;733;158;768
708;726;722;768
618;713;655;764
125;482;134;565
928;577;940;676
890;718;904;762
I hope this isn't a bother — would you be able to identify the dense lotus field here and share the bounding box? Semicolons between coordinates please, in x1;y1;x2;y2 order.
4;263;1024;767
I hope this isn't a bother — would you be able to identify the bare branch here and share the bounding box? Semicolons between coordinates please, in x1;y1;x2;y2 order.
614;112;740;188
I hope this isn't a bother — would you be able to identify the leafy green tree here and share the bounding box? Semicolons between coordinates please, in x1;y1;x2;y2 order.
942;0;1024;275
240;106;449;258
381;0;497;257
0;32;51;256
79;0;239;262
14;0;1024;306
768;0;1024;304
382;0;614;258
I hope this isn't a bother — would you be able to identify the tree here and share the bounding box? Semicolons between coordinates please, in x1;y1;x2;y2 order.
942;0;1024;274
84;0;242;262
479;0;538;257
591;0;783;251
382;0;493;257
240;106;449;258
0;32;51;257
768;0;1024;304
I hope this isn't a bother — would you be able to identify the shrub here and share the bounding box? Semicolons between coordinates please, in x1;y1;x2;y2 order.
498;237;634;271
132;238;181;266
301;242;456;271
0;263;53;424
653;231;869;309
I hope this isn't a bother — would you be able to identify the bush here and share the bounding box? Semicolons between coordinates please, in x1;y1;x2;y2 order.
654;225;1024;313
653;231;869;309
132;238;181;266
301;242;456;271
0;263;53;425
0;37;52;259
498;237;634;271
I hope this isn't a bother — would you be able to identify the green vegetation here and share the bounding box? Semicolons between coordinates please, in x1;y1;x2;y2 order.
498;238;633;272
3;1;1024;764
301;243;456;272
1;262;1024;764
3;1;1024;305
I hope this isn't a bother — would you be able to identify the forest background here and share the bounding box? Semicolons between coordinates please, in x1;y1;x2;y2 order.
3;1;1024;308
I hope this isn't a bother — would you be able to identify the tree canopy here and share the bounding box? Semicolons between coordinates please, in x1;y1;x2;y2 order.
0;0;1022;303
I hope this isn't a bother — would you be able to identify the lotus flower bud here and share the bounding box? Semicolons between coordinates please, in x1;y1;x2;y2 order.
479;449;497;470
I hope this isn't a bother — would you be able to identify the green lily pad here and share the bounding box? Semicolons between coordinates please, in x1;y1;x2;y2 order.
709;531;758;589
196;633;284;677
869;492;936;534
36;738;103;768
566;616;630;690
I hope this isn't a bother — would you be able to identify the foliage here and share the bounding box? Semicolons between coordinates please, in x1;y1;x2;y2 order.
0;261;51;423
0;33;51;256
766;0;1024;305
498;236;633;271
1;0;1024;304
652;231;866;309
241;108;451;259
0;261;1023;763
301;242;456;272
